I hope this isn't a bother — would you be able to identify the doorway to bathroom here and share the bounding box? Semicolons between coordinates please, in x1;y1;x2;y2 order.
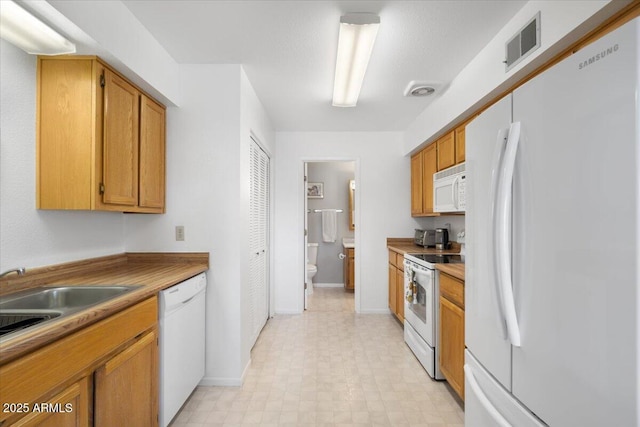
303;161;356;310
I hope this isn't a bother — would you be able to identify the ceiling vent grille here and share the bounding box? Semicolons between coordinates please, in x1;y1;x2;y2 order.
505;12;541;72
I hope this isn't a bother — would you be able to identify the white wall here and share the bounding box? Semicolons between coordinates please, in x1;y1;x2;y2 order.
124;64;274;386
274;132;425;314
404;0;621;153
0;39;124;271
46;0;181;106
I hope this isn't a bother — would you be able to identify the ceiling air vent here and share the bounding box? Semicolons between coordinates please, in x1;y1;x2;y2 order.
505;12;541;72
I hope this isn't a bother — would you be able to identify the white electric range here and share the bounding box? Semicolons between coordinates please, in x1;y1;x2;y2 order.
403;253;464;379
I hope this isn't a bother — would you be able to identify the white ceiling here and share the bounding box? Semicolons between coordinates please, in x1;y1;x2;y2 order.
122;1;527;132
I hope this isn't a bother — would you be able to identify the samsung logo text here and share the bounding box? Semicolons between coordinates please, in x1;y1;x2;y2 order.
579;44;619;70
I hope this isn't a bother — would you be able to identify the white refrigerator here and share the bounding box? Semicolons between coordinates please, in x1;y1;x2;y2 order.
465;17;639;427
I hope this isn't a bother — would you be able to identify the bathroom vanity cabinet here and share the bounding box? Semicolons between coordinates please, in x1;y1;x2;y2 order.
343;247;354;291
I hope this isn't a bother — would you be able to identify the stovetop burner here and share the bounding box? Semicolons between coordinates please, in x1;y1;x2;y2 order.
405;253;464;265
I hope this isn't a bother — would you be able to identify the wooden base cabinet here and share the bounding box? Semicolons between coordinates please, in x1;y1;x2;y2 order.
0;298;158;426
388;249;405;323
439;273;465;400
37;56;166;213
344;248;355;291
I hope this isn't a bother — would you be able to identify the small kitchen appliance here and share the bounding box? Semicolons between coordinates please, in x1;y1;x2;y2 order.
433;163;466;213
414;229;436;247
435;228;449;250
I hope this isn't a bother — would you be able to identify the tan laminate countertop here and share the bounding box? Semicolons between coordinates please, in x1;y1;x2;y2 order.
387;238;460;256
388;238;465;280
0;252;209;364
435;264;465;281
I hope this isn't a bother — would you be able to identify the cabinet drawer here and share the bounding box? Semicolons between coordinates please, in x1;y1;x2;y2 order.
440;273;464;308
396;253;405;271
388;250;397;267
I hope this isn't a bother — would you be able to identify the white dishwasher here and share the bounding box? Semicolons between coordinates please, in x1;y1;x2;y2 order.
159;273;207;427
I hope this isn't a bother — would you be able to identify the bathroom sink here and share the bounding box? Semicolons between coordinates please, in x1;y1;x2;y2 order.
0;285;140;339
342;237;355;248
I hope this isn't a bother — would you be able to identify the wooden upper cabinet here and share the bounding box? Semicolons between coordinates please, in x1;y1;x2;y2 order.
37;58;97;210
410;151;424;215
455;125;466;164
410;122;466;217
102;69;139;207
139;95;166;211
436;130;456;171
422;143;437;214
36;56;166;213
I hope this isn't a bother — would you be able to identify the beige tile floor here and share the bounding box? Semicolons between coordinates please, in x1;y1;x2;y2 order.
170;287;464;426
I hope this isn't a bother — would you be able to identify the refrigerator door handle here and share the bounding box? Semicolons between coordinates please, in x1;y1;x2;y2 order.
495;121;522;347
491;128;509;339
464;364;512;427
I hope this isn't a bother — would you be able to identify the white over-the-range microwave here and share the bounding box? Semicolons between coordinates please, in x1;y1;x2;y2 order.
433;162;465;213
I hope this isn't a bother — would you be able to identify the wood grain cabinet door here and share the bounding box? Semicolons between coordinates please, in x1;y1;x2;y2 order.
389;264;397;313
396;268;404;322
455;125;466;164
12;377;90;427
102;69;140;207
439;296;465;400
436;131;456;171
139;95;166;210
422;144;437;214
94;330;158;427
410;152;424;215
345;249;355;290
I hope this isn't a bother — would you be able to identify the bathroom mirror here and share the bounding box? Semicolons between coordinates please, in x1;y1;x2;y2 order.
348;179;355;230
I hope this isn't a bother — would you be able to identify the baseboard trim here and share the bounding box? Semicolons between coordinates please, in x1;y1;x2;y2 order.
313;282;344;288
359;308;393;314
274;309;303;315
199;376;243;387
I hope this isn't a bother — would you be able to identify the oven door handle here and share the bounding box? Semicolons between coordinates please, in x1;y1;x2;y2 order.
412;268;432;283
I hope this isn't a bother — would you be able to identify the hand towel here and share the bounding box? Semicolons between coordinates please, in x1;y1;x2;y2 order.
321;210;337;243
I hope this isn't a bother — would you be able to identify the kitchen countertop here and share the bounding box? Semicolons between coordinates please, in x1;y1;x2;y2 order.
388;238;465;280
435;264;465;281
387;238;460;255
0;252;208;365
342;237;355;249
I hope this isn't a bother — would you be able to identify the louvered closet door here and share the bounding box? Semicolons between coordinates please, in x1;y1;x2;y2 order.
249;139;270;348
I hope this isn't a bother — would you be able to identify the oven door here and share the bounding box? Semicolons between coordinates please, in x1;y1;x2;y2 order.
404;265;435;347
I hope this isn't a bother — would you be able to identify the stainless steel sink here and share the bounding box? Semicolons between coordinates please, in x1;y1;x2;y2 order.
0;285;140;339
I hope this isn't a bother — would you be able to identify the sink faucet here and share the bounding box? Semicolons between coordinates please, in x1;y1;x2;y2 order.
0;267;26;278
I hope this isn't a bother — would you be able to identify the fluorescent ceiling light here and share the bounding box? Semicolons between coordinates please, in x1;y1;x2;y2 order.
0;0;75;55
332;13;380;107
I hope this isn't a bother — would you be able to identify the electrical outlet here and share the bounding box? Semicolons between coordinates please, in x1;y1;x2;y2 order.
175;226;185;241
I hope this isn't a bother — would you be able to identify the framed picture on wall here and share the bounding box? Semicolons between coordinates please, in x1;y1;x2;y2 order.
307;182;324;199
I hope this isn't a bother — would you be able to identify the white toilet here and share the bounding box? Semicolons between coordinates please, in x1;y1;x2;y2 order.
306;243;318;294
